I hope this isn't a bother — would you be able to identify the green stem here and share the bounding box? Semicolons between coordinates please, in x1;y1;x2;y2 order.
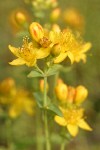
44;76;51;150
61;141;66;150
36;109;44;150
35;65;44;75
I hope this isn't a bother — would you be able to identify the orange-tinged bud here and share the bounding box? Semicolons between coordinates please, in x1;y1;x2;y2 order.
55;80;68;102
40;79;49;92
0;78;15;94
67;86;76;103
75;85;88;104
29;22;44;42
50;8;61;21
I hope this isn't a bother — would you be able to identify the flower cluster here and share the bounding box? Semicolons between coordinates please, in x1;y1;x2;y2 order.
0;78;35;118
54;79;92;137
55;79;88;105
9;22;91;67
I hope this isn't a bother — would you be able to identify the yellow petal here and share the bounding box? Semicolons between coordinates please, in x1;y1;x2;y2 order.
78;119;92;131
54;52;68;63
67;124;79;137
9;45;20;57
81;42;92;53
67;51;74;64
9;58;25;65
36;48;50;59
54;115;67;126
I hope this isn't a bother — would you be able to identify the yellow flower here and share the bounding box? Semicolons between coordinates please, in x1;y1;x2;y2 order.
9;37;50;67
54;107;92;137
49;29;91;64
72;42;92;63
0;78;16;104
9;89;35;118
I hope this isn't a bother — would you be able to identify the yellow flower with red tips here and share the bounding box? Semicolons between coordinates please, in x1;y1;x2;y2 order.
29;22;44;42
54;107;92;137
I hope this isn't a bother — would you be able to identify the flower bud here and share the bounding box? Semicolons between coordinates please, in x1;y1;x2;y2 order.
0;78;15;94
51;43;61;57
50;8;61;21
15;11;26;25
40;79;49;92
74;85;88;104
55;79;68;102
67;86;76;103
52;24;61;33
9;9;30;34
29;22;44;42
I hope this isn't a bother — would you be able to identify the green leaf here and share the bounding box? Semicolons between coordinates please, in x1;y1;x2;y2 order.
47;103;63;117
27;70;43;78
33;92;51;108
46;64;62;76
33;92;43;108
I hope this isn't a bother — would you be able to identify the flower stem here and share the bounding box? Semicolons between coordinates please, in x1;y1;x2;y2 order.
61;141;66;150
44;76;51;150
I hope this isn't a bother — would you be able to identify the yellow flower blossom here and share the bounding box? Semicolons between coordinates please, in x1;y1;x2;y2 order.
0;78;16;104
9;37;50;67
54;107;92;137
9;22;91;66
9;89;35;118
49;29;91;64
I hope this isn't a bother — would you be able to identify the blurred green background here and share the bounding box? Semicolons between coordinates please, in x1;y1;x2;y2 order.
0;0;100;150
